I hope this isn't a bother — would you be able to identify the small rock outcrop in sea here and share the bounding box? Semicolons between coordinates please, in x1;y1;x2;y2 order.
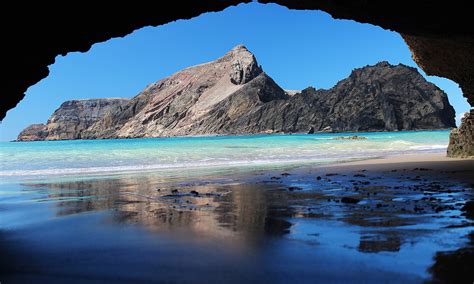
447;110;474;158
17;99;129;141
333;136;367;140
17;46;456;141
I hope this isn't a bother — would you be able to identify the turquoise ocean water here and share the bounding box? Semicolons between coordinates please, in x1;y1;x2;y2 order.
0;130;450;182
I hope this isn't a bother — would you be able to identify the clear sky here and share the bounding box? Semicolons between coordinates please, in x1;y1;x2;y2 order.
0;3;469;141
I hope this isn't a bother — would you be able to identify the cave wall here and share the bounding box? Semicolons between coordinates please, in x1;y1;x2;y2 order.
3;1;247;121
401;35;474;106
3;0;473;156
448;110;474;158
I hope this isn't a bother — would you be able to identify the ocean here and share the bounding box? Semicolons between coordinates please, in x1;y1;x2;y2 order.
0;130;450;182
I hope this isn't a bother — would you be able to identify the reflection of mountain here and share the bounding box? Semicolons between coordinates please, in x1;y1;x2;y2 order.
358;232;401;253
25;173;456;257
29;177;293;246
216;186;292;240
25;175;413;251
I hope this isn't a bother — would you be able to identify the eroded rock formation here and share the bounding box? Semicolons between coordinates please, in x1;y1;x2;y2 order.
448;110;474;158
17;46;455;140
16;124;49;142
17;99;129;141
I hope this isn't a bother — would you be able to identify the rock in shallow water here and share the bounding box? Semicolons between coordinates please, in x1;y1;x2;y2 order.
333;136;367;140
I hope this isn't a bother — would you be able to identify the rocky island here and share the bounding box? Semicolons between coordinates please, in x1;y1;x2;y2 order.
17;45;455;141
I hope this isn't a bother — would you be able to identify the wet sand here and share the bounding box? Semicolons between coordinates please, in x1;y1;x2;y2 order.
1;153;473;283
323;153;474;181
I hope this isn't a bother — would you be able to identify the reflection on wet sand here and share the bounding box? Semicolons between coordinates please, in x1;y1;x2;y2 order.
11;167;473;283
27;177;294;246
358;231;401;253
23;167;473;253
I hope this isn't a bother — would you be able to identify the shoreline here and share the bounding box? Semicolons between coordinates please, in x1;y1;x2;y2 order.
9;128;453;143
312;153;474;183
3;152;473;184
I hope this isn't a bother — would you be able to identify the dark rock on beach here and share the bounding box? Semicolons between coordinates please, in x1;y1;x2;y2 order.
288;186;303;191
341;197;361;204
354;174;367;178
461;200;474;219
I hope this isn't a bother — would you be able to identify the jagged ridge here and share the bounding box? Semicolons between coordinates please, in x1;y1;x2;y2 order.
17;46;455;141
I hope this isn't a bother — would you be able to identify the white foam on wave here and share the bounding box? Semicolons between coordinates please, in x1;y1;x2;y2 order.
1;143;448;178
0;157;326;177
408;144;447;150
0;152;380;178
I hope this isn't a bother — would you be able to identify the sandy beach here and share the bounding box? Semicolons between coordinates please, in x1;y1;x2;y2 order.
316;153;474;181
1;152;473;283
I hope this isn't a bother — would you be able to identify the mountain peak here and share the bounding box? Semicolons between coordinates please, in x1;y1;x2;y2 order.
374;61;392;67
231;44;248;51
222;44;255;60
222;45;262;85
347;61;422;81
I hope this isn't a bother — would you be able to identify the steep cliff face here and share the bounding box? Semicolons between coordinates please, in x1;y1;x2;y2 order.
203;61;455;134
16;124;49;141
310;61;455;132
18;46;455;140
17;99;129;141
83;45;278;138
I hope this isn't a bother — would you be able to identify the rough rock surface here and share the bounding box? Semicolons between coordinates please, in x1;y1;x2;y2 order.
82;45;282;138
447;110;474;158
16;124;49;141
226;61;454;134
17;99;129;141
291;61;456;133
18;46;455;140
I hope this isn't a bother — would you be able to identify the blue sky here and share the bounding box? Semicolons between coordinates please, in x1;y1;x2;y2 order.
0;3;469;141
